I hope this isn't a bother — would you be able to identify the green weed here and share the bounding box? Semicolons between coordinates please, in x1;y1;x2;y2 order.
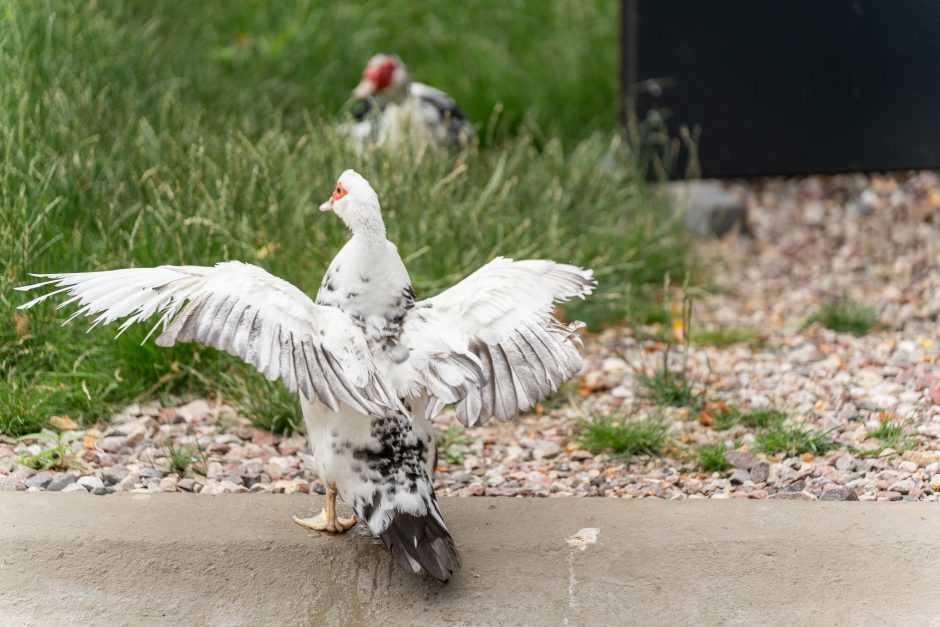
577;416;669;457
696;444;731;472
806;299;879;336
756;423;836;456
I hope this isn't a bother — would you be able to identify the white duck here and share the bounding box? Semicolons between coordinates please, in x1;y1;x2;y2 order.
17;170;594;583
346;54;475;151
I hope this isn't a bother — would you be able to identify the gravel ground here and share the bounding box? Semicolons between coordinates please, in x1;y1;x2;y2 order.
4;172;940;501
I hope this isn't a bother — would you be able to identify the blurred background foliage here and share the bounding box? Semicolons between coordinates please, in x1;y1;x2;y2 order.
0;0;692;435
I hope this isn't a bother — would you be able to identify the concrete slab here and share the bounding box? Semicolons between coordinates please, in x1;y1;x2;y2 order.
1;495;939;626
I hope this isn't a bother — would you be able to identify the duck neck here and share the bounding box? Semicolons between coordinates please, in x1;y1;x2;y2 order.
351;217;386;241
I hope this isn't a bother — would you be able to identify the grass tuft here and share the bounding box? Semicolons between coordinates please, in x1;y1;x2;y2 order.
868;420;906;450
637;369;702;410
577;416;669;457
756;423;836;456
806;299;879;336
692;326;765;348
696;444;731;472
713;406;787;431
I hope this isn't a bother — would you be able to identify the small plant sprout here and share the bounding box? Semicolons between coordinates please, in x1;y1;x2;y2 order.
17;429;84;470
637;278;707;412
438;425;473;465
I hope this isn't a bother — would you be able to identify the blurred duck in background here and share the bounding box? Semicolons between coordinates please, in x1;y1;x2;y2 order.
344;53;475;152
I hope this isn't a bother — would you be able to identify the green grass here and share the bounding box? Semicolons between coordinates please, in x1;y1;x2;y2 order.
696;444;731;472
0;0;695;436
167;445;195;476
637;369;702;411
577;416;669;457
755;423;836;457
713;406;787;431
692;326;765;348
806;299;879;336
868;420;906;450
438;425;474;465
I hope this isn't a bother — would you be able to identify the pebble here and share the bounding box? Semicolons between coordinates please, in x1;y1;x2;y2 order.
26;472;54;490
729;469;751;485
888;479;916;495
102;466;126;485
834;454;855;472
726;451;757;470
820;487;859;501
77;476;104;491
47;474;77;491
159;476;179;492
749;462;770;484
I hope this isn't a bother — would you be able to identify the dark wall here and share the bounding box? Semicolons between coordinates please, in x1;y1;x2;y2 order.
623;0;940;177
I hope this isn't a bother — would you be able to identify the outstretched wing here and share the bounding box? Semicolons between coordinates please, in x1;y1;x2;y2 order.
16;261;395;415
401;257;595;426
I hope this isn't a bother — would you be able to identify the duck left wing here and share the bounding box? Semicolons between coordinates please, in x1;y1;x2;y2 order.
16;261;396;415
398;257;595;426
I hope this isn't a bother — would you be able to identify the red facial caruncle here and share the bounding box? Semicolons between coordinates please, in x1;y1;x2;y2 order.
363;57;396;92
332;181;348;202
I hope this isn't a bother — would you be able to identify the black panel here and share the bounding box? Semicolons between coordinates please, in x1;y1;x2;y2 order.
625;0;940;177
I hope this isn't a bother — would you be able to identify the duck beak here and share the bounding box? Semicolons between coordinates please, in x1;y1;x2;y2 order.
319;198;333;212
352;78;377;99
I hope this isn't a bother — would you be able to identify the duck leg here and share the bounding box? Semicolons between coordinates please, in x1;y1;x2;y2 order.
293;483;358;533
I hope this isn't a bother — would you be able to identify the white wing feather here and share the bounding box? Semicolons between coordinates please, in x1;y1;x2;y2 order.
401;257;595;426
16;261;396;416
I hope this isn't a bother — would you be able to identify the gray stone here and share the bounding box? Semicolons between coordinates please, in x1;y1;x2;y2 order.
834;454;855;472
729;469;751;485
102;466;126;485
47;474;77;491
530;440;562;460
97;437;127;453
448;471;472;484
26;472;54;490
0;477;18;492
889;479;916;495
666;180;751;237
177;399;211;423
77;476;104;491
725;451;757;470
177;478;196;492
749;462;770;484
137;467;166;479
820;487;859;501
60;483;87;493
92;487;115;496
